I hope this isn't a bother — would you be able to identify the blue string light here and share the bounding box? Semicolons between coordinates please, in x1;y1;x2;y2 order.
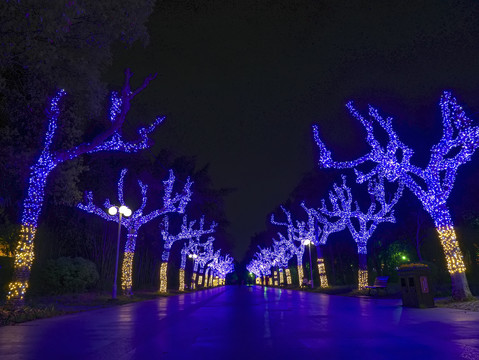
77;168;193;294
159;215;217;292
313;92;476;283
8;71;163;304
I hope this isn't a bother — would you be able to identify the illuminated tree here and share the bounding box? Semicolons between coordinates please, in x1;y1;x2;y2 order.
195;239;217;288
7;70;161;305
179;239;200;291
205;250;221;287
77;168;192;295
214;254;234;285
268;246;282;286
315;175;403;290
301;201;349;288
271;207;312;286
313;92;476;299
246;259;263;285
190;237;214;289
258;247;275;285
246;247;275;286
250;247;274;285
159;215;216;293
272;237;294;286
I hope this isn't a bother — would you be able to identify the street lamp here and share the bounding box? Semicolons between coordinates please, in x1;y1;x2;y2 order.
303;239;314;289
109;205;132;299
188;253;197;288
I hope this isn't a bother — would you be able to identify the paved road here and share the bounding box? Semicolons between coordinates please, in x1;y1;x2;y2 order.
1;286;479;360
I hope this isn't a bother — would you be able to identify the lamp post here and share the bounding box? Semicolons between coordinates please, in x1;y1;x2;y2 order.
303;239;313;288
188;253;197;288
109;205;132;299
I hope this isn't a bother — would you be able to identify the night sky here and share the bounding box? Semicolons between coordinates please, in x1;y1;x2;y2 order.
106;1;479;261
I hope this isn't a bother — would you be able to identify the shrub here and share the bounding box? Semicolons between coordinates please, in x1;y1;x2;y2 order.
40;257;99;294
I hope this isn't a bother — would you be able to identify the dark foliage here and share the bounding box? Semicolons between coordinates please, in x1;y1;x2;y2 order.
38;257;99;295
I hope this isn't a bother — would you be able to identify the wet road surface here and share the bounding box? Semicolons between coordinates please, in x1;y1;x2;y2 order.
1;286;478;359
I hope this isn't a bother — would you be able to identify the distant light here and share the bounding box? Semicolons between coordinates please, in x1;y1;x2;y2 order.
303;239;311;245
401;255;407;260
108;207;118;216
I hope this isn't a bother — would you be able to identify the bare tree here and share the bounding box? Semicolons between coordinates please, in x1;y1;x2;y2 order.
313;92;476;299
315;175;403;290
7;70;162;306
159;215;216;293
77;168;192;295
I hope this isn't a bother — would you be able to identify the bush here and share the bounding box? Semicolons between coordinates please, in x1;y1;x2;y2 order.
40;257;99;294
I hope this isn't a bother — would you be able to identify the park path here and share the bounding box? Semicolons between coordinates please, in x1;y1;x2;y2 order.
1;286;478;360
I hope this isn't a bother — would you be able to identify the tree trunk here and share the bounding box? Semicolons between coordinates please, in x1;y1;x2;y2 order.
159;247;172;293
121;231;137;295
204;268;210;288
7;166;51;306
316;246;329;288
191;261;199;289
297;261;304;287
433;215;472;300
7;225;36;306
159;260;169;293
285;268;292;285
358;252;368;290
198;266;205;287
178;269;185;291
191;272;197;289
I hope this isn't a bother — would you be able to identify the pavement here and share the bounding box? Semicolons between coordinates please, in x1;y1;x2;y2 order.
0;285;478;360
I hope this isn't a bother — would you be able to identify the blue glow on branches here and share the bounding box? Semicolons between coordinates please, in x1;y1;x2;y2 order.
9;70;163;304
315;175;403;255
77;168;192;293
160;215;217;261
313;92;475;278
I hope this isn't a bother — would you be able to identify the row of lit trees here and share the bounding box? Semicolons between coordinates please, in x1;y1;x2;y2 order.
5;71;233;306
249;91;478;300
248;174;403;290
77;167;234;295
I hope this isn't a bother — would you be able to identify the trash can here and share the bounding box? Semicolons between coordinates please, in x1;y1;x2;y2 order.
397;263;435;308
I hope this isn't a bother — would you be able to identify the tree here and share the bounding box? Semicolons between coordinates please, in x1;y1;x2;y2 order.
191;237;215;289
211;254;234;285
271;207;309;287
159;215;216;293
204;249;221;287
313;92;477;299
77;168;192;295
271;236;294;286
314;175;403;290
301;200;349;288
179;239;199;291
247;247;274;286
7;70;161;306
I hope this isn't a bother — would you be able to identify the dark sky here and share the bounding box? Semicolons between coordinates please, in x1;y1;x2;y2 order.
106;0;479;261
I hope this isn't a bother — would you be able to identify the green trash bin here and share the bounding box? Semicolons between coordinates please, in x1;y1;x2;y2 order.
397;263;435;308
